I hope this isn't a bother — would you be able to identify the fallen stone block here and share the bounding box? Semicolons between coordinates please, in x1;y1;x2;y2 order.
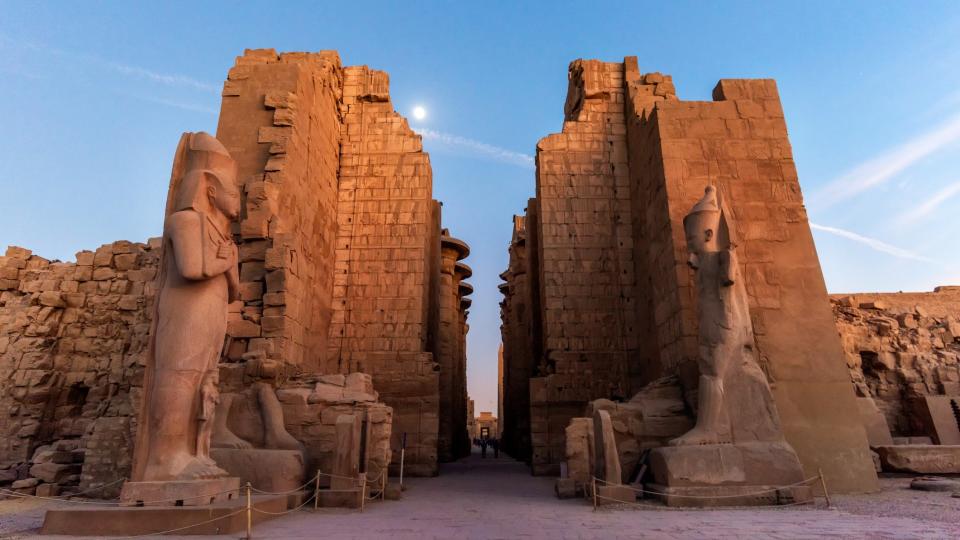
554;478;577;499
36;483;60;497
29;462;80;484
876;445;960;474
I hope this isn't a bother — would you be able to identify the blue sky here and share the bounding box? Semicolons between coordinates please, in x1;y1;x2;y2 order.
2;1;959;414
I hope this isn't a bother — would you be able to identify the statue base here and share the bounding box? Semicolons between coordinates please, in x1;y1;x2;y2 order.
41;493;286;536
647;441;812;507
595;485;637;505
211;448;306;493
119;477;241;507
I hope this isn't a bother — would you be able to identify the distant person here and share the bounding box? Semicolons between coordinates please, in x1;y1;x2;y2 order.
491;438;500;458
480;438;488;458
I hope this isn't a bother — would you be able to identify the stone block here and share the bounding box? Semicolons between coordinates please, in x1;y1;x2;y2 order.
554;477;578;499
36;483;60;497
210;448;305;493
29;462;80;483
856;397;894;446
596;484;636;505
875;445;960;474
648;441;811;507
119;477;241;507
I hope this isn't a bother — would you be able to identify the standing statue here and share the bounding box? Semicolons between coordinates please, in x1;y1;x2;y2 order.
130;132;241;482
670;185;780;446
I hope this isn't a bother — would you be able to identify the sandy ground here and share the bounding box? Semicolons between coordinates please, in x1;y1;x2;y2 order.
2;452;959;539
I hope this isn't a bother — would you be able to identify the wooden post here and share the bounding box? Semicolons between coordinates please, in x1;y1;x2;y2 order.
245;482;252;540
399;432;406;490
359;473;366;513
381;468;387;501
313;470;321;510
818;468;832;508
592;477;597;511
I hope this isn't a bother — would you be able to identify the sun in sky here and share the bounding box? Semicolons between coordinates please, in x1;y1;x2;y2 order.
412;105;427;121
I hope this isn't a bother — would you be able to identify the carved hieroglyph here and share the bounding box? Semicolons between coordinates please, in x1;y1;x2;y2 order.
130;132;241;482
670;185;782;446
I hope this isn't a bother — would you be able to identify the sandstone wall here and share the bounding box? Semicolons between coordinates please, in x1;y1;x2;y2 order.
502;56;878;492
833;288;960;437
625;72;876;491
0;48;462;492
527;59;639;475
325;65;442;475
499;216;535;461
216;49;344;373
0;242;158;495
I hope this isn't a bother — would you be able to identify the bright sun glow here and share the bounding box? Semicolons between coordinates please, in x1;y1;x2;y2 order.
412;105;427;120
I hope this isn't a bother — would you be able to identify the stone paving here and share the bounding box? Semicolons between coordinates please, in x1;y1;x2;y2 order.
2;450;959;539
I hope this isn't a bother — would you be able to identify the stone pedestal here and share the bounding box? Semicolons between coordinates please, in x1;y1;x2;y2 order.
316;484;367;508
648;442;812;507
42;493;286;536
211;448;306;493
596;485;636;505
119;477;240;507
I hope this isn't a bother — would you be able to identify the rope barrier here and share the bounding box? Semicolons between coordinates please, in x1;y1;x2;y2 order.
120;508;248;539
593;492;831;511
592;474;821;499
250;493;316;516
0;485;241;507
248;477;317;496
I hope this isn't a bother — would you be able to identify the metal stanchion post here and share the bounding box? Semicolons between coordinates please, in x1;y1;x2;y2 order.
313;470;321;510
245;482;252;540
381;468;387;501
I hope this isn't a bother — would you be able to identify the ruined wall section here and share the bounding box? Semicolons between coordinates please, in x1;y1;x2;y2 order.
622;58;681;390
529;59;638;474
626;76;877;492
833;288;960;436
216;49;344;375
0;242;158;494
327;66;441;475
499;216;534;461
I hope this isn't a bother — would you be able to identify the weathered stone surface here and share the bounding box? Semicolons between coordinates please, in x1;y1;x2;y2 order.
875;445;960;474
593;410;622;484
834;289;960;440
501;57;876;494
0;48;451;498
210;448;305;493
857;397;895;447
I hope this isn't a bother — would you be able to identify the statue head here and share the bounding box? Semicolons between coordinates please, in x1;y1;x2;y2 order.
167;132;240;223
683;185;721;265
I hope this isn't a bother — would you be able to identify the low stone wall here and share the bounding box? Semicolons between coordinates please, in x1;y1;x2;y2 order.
833;287;960;436
0;242;157;495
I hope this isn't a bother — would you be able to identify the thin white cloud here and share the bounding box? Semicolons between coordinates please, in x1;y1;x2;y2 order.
895;180;960;225
417;128;534;170
0;33;218;94
123;93;218;115
104;61;219;94
813;112;960;207
810;222;934;263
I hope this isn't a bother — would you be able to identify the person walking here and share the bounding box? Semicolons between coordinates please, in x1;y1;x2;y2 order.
480;438;488;458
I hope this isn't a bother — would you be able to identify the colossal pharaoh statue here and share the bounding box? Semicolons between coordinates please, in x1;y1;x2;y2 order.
649;185;810;506
121;132;241;505
671;185;781;446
